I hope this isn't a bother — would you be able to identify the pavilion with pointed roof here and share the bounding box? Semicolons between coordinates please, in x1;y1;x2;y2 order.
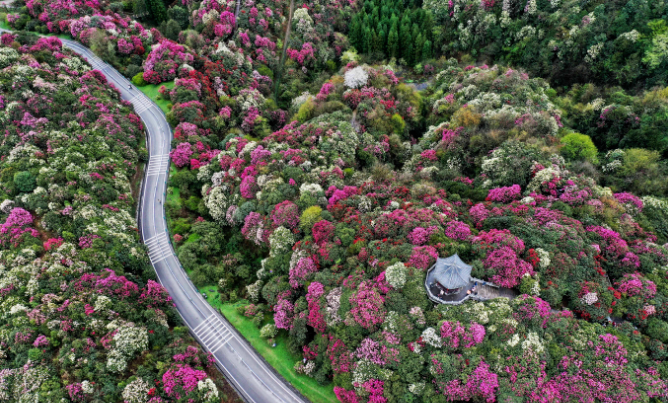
426;254;472;293
424;254;514;305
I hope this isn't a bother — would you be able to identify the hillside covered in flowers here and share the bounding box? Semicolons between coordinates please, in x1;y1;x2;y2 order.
0;32;239;403
5;0;668;401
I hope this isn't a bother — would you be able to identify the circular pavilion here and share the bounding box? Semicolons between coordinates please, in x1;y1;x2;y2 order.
425;254;472;302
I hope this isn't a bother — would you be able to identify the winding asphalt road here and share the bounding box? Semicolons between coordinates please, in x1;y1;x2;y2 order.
0;28;307;403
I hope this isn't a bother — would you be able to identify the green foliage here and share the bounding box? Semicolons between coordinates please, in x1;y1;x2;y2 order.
13;171;35;193
390;113;405;134
299;206;322;233
144;0;167;23
647;318;668;343
349;0;433;65
295;99;316;123
560;133;599;164
167;5;189;29
132;72;147;87
159;19;182;41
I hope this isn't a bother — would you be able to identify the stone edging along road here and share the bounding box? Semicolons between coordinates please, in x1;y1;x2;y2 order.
0;28;308;403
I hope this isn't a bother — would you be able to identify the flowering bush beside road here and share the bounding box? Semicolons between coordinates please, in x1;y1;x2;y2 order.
5;0;668;401
0;32;238;403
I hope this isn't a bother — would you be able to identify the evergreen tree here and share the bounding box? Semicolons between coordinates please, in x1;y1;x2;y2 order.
379;28;387;53
349;15;362;50
388;24;399;58
363;26;372;54
350;0;436;63
422;39;432;60
414;33;424;63
405;40;414;65
145;0;167;23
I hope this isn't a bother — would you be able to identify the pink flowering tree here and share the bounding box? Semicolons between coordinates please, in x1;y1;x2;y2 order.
306;282;326;333
170;142;193;168
162;364;207;399
271;201;300;229
349;282;386;330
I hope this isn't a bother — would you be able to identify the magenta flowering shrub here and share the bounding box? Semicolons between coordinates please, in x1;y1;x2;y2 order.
486;184;521;203
439;321;486;350
408;245;439;270
274;298;295;330
349;282;386;330
616;273;657;299
289;256;317;288
143;40;196;84
0;34;233;401
444;221;471;240
614;192;644;213
512;295;552;328
271;201;300;229
306;282;326;333
162;364;207;399
431;356;498;403
170;142;194;167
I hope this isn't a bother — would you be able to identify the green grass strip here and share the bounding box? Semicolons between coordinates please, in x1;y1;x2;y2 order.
209;300;338;403
137;81;174;114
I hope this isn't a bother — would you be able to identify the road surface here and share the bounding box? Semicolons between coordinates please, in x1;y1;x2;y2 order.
0;28;307;403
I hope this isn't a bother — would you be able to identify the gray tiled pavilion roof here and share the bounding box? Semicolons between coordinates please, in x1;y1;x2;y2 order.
428;254;472;290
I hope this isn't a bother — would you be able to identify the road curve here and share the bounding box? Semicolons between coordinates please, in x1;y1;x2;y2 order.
0;28;307;403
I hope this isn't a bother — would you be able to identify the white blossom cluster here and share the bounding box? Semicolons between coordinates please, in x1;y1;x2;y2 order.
122;378;151;403
246;280;262;302
421;327;442;348
0;48;20;69
197;378;219;402
385;262;407;289
107;324;149;372
293;8;314;34
325;287;342;326
522;331;544;353
291;91;314;111
601;149;625;173
580;292;598;305
344;67;369;89
408;382;425;395
269;226;295;257
352;359;393;393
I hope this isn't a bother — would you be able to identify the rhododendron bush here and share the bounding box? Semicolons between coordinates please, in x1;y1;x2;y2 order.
9;0;668;397
166;68;668;399
0;33;236;402
9;0;153;78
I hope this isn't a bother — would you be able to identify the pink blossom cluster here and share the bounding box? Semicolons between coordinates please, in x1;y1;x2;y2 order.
271;201;300;229
306;282;326;333
273;298;295;330
170;143;194;168
615;272;657;299
313;220;336;245
434;359;498;403
349;282;386;330
440;321;486;350
445;221;471;240
241;212;264;245
613;192;643;213
286;42;316;66
289;256;317;288
486;184;522;203
407;226;438;246
162;364;207;399
408;245;439;270
513;295;552;327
